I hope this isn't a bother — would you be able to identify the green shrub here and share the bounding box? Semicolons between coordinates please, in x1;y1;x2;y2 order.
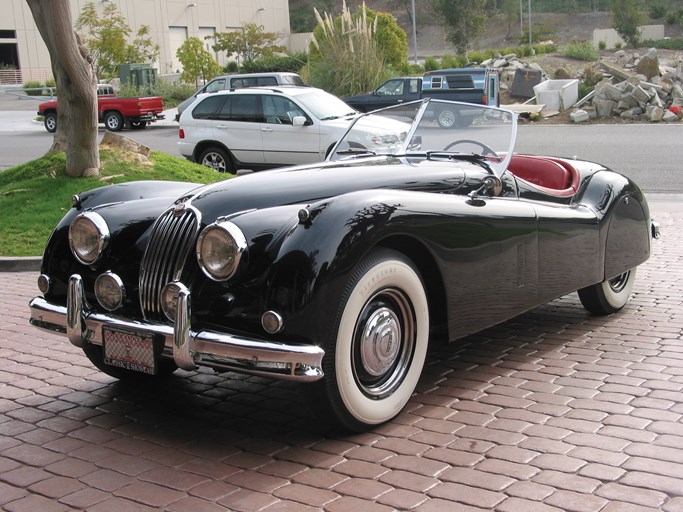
614;41;623;49
649;3;668;19
562;40;599;61
466;50;490;65
641;38;683;50
241;53;308;73
224;61;238;73
117;78;197;108
423;57;440;71
440;54;468;69
666;10;683;25
598;40;607;50
23;80;45;96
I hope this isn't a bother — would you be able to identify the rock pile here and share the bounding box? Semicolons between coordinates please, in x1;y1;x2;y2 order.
570;48;683;123
480;54;550;94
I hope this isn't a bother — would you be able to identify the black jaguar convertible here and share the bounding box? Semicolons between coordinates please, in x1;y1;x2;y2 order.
29;100;658;431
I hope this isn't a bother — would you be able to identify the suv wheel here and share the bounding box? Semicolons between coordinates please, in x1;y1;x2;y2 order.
198;147;235;173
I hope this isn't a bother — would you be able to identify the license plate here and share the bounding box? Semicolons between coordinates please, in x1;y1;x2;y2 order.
103;327;156;375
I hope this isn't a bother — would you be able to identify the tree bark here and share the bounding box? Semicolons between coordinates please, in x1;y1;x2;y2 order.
26;0;100;177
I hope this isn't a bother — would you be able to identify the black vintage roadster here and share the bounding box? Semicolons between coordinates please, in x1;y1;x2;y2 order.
29;100;658;431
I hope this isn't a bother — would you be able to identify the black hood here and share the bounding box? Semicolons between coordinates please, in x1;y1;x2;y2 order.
187;157;473;224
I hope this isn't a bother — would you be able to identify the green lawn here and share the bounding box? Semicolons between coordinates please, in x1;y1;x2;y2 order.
0;149;224;257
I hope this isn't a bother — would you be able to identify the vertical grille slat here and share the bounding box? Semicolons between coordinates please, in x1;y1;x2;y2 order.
139;207;199;320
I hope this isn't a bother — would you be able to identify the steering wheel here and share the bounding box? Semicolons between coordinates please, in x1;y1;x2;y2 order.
443;139;497;158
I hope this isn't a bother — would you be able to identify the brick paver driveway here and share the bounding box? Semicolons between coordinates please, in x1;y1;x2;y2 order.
1;202;681;512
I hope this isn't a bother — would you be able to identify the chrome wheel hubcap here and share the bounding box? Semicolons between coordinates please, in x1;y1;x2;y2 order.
360;307;401;377
608;271;630;293
353;288;415;399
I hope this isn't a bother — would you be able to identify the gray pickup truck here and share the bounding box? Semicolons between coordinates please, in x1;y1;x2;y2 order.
344;68;500;128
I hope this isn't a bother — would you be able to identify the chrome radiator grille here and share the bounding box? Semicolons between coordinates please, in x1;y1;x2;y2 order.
139;206;199;320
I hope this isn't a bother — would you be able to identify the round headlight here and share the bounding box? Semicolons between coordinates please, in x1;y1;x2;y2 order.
95;272;125;311
196;221;247;282
69;212;110;265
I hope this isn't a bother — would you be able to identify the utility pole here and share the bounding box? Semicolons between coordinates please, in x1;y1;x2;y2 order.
411;0;418;64
528;0;532;47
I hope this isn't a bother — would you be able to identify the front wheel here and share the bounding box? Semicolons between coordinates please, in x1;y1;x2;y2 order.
578;268;636;315
44;112;57;133
104;111;124;131
321;248;429;432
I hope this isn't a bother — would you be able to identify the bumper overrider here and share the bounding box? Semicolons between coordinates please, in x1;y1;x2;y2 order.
29;274;324;382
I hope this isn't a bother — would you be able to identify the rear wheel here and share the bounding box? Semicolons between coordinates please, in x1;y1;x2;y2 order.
198;147;235;173
104;111;124;131
44;112;57;133
578;268;636;315
437;107;456;128
320;248;429;432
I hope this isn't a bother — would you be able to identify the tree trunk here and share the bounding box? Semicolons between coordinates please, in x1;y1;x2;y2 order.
26;0;100;177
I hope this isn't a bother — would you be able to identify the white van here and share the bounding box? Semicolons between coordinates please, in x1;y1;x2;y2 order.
175;72;305;120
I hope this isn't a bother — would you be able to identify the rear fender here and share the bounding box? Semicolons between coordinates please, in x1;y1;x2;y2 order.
577;169;651;280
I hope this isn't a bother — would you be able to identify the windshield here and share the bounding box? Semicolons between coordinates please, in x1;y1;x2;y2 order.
296;90;357;121
328;99;517;177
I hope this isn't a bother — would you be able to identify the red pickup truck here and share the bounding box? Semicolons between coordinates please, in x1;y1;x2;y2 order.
38;84;165;133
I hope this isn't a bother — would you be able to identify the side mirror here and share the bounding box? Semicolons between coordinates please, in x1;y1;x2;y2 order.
292;116;307;126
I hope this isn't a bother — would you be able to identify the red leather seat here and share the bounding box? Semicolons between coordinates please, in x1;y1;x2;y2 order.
507;154;579;196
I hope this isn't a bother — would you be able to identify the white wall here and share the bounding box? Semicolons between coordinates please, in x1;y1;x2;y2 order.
4;0;292;83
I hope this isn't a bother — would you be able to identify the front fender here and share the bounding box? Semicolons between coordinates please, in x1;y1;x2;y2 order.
250;189;452;345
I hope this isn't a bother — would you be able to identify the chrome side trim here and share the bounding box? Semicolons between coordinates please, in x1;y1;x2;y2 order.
29;285;325;382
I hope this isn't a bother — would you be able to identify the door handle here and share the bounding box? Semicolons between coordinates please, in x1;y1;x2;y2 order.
261;127;273;132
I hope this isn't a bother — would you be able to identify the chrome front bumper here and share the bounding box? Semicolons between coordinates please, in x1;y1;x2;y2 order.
29;274;324;382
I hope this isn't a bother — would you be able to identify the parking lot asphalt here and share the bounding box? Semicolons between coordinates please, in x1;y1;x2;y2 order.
1;205;682;511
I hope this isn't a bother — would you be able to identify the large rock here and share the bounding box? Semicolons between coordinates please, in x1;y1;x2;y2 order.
635;48;660;80
646;105;664;122
593;98;617;117
596;82;623;102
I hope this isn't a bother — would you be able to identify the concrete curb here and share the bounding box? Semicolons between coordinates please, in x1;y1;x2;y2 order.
0;256;41;272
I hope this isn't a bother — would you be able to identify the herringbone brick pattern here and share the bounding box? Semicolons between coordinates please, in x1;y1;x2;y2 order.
0;204;680;511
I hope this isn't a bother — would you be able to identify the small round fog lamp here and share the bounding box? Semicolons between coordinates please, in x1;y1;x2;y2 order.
161;282;183;321
261;310;284;334
37;274;51;294
95;272;125;311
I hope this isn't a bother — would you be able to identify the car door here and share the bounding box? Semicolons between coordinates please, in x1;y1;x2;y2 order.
259;94;322;165
371;79;409;110
213;94;265;165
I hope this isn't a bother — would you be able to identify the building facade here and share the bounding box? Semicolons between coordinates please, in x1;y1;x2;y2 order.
1;0;293;84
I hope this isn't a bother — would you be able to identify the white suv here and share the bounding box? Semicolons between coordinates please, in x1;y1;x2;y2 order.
178;86;372;172
175;72;305;120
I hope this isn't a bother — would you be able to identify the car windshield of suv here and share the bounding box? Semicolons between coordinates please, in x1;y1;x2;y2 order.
296;91;357;121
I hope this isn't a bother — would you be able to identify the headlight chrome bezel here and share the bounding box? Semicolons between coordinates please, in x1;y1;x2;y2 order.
196;221;247;282
94;271;126;311
69;212;110;265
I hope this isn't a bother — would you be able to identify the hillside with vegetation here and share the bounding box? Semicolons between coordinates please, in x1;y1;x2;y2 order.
289;1;683;57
